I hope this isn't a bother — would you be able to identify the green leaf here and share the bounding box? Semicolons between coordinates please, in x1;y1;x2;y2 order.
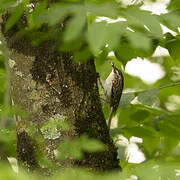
95;47;109;64
134;160;180;180
28;1;47;29
165;34;180;60
130;109;150;122
137;89;159;106
167;0;180;11
119;92;135;109
159;121;180;139
81;135;105;152
57;138;83;160
0;129;16;157
162;137;179;155
5;0;29;32
115;43;137;65
161;11;180;33
57;135;104;160
46;5;68;26
59;41;82;52
46;3;85;27
114;37;158;65
105;22;127;50
143;137;160;158
126;31;151;50
85;2;118;18
110;127;124;137
125;125;157;138
87;22;106;54
122;7;162;38
64;15;86;42
117;107;139;129
0;0;16;13
167;115;180;127
0;105;27;119
73;47;92;62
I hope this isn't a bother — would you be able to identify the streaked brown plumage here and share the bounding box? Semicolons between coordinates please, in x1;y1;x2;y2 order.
104;61;124;129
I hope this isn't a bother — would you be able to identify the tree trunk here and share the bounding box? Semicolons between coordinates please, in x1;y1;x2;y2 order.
1;12;120;173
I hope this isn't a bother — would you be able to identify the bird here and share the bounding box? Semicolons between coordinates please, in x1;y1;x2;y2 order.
103;61;124;130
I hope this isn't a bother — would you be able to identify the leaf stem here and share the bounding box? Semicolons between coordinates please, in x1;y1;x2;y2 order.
158;81;180;90
130;80;180;95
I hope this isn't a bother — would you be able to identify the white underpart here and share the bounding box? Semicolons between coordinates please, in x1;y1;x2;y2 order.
104;70;114;100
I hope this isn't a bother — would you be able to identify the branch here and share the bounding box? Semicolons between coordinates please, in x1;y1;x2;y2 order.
132;81;180;95
158;81;180;90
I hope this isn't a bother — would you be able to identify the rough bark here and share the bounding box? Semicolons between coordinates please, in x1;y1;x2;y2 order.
1;11;121;173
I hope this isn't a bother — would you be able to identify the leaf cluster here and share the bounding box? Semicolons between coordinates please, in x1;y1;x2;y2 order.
1;0;180;179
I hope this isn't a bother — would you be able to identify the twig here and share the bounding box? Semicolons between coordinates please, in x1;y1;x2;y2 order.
131;81;180;95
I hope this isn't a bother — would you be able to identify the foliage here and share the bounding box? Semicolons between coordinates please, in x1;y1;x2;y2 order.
57;135;105;160
0;160;180;180
0;0;180;179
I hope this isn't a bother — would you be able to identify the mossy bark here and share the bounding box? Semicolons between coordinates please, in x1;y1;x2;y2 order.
1;13;121;173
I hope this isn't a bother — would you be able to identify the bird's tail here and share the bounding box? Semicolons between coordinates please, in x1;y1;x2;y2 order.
107;107;113;130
